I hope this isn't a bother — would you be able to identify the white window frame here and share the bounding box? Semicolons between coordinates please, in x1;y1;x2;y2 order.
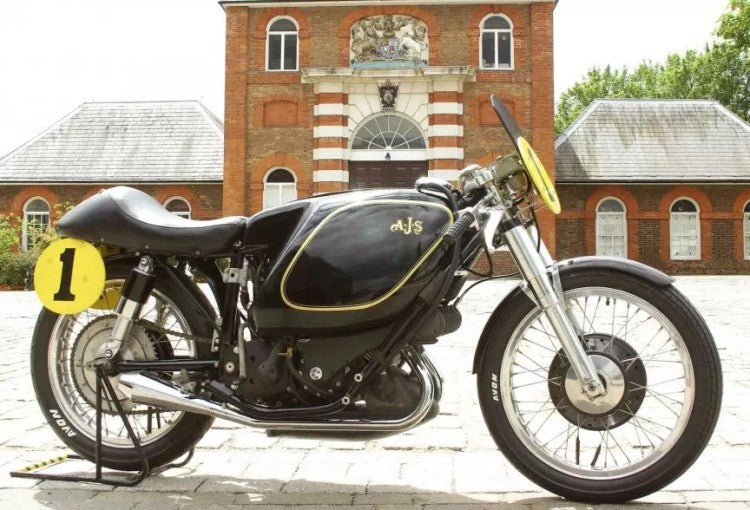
263;167;298;209
479;13;514;71
744;201;750;260
670;197;701;261
266;16;299;72
163;196;192;220
22;196;50;251
595;197;627;258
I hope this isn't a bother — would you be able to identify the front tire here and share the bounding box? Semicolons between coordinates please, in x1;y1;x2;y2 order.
477;269;722;503
31;263;215;471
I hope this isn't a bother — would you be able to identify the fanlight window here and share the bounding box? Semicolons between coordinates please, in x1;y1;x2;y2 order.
264;168;298;209
670;198;700;260
266;17;298;71
164;197;191;219
23;197;50;251
596;198;627;257
744;202;750;260
480;14;513;69
351;114;426;151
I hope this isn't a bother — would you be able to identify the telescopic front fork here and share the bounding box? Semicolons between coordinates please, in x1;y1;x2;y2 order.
504;224;606;398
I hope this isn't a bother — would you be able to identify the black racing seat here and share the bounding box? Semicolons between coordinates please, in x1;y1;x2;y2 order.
56;186;246;256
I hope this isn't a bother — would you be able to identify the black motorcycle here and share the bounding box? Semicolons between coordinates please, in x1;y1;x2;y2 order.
28;96;722;503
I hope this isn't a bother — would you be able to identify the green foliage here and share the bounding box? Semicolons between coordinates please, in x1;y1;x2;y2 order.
0;214;20;255
555;0;750;135
0;250;36;288
0;201;75;289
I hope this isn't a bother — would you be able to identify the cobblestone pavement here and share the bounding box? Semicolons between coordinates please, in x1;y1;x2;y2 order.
1;276;749;509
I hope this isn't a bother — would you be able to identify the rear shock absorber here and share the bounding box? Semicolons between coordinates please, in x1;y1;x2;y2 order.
103;256;156;362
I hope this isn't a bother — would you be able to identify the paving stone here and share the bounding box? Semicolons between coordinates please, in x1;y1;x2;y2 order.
0;279;749;505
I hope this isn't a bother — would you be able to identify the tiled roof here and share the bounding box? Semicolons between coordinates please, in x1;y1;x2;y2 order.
0;101;224;183
555;99;750;183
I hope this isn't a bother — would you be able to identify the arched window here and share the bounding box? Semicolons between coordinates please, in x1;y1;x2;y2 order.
744;202;750;260
22;197;50;251
480;14;513;70
351;114;426;151
266;17;298;71
596;197;627;257
670;198;700;260
164;197;191;219
263;168;297;209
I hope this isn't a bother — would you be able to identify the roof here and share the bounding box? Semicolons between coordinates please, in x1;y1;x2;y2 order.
555;99;750;183
0;101;224;183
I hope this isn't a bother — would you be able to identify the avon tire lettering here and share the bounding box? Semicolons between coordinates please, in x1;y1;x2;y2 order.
491;373;500;401
49;409;77;437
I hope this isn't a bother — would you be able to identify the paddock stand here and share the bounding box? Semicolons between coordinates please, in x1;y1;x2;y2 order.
9;366;193;487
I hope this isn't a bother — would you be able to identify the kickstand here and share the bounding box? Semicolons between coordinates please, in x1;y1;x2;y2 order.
10;367;192;487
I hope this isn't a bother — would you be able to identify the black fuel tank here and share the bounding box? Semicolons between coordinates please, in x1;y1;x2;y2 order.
246;189;453;335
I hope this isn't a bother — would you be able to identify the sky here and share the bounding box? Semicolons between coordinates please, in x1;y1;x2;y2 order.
0;0;730;157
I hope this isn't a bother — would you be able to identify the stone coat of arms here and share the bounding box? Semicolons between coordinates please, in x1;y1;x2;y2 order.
350;15;429;68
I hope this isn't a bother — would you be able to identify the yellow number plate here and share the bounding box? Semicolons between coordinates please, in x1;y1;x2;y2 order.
517;136;561;214
34;239;106;314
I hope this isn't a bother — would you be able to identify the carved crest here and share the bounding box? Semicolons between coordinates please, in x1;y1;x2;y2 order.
350;15;428;68
379;80;399;111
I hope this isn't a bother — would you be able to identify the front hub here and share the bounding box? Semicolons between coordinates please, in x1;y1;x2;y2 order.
548;334;647;431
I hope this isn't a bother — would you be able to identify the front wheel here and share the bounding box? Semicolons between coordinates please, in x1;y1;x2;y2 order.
477;269;722;503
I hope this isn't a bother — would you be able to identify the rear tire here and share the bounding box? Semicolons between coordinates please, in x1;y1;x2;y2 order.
477;269;722;503
31;262;215;471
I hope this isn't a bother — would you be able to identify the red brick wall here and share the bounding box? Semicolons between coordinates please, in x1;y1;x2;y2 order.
0;184;224;222
223;2;555;230
557;183;750;274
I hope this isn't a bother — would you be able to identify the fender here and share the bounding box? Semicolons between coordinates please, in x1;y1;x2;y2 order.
471;256;674;373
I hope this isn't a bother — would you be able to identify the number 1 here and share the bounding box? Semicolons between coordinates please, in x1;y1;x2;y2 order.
54;248;76;302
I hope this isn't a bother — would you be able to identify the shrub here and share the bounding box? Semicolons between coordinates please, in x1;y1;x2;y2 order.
0;250;37;289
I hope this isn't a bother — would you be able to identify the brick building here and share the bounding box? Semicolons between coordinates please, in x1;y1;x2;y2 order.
220;0;557;249
556;99;750;274
0;101;225;249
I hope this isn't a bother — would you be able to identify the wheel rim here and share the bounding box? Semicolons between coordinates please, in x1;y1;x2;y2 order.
499;287;695;480
48;282;196;447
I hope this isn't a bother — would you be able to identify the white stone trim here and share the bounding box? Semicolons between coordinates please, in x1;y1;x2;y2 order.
428;125;463;137
313;147;347;160
314;126;349;138
349;149;427;161
428;170;460;180
429;102;463;115
428;147;464;159
314;104;347;116
313;170;349;182
222;1;554;10
317;82;346;93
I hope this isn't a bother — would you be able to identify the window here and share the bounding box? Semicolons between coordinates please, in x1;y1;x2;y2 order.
266;17;298;71
670;198;700;260
744;202;750;260
351;114;426;150
596;198;627;257
263;168;297;209
22;197;50;251
480;14;513;70
164;197;191;219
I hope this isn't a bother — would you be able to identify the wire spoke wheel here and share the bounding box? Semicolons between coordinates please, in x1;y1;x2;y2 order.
47;281;196;448
500;287;694;479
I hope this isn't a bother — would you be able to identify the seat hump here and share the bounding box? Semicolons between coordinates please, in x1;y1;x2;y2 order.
56;186;246;256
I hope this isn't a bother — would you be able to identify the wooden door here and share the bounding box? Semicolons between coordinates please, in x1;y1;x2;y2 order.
349;161;428;189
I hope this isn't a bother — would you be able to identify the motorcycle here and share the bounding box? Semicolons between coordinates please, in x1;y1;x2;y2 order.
27;96;722;503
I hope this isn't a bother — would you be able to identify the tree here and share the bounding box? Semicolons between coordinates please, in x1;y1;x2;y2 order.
555;0;750;135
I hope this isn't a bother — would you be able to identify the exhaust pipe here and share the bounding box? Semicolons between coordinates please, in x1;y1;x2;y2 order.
117;350;435;432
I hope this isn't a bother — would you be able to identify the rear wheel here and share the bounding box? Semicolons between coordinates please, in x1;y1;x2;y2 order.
477;269;722;503
31;263;215;471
